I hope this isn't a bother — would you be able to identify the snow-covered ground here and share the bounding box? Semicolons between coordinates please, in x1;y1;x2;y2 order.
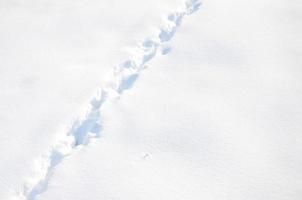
1;0;302;200
0;0;184;198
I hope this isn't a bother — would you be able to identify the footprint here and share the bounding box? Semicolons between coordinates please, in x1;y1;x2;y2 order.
186;0;202;14
159;27;177;42
118;73;139;93
167;13;183;25
120;59;137;69
161;45;172;55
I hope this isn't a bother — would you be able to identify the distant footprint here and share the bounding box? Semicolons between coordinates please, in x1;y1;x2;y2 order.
161;45;172;55
118;73;139;93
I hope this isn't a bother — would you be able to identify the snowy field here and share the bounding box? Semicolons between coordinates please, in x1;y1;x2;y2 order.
0;0;302;200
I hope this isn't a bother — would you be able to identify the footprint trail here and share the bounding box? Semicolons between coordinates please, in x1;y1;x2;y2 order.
11;1;202;199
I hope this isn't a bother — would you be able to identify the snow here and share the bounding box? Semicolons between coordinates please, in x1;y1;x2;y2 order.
0;0;184;199
1;0;302;200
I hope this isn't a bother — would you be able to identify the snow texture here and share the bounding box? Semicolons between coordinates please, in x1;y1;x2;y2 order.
1;0;302;200
6;1;201;200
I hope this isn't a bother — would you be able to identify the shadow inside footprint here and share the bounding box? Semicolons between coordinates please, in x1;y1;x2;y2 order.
118;73;138;93
168;13;183;25
186;0;202;14
159;27;176;42
161;46;172;55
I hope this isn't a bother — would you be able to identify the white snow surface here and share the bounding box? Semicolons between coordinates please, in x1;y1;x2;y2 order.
1;0;302;200
0;0;184;199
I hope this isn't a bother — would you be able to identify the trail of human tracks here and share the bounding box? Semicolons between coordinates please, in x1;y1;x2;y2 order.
12;1;201;199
